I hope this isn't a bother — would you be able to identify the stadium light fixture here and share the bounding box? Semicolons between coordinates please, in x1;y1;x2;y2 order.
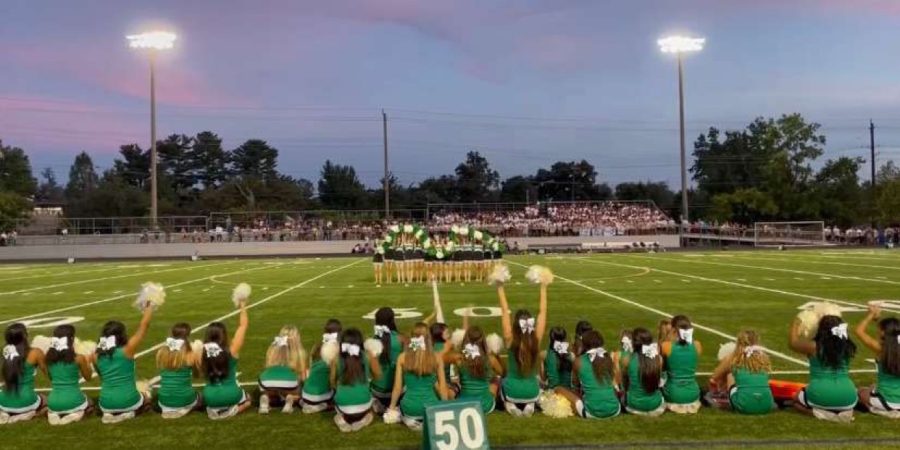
127;31;176;229
658;34;704;234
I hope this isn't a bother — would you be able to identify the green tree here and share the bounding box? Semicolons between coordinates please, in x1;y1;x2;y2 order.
113;144;150;189
157;134;195;192
191;131;229;189
500;175;535;203
35;168;65;204
231;139;278;181
614;181;675;210
812;157;864;227
0;192;30;230
534;160;608;202
455;151;499;202
709;188;778;224
415;175;459;204
0;141;37;196
317;160;367;208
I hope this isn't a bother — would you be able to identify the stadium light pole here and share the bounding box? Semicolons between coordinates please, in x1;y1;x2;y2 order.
658;35;704;232
127;31;176;229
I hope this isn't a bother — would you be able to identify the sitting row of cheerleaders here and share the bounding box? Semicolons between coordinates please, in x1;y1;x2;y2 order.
1;268;898;429
372;235;503;286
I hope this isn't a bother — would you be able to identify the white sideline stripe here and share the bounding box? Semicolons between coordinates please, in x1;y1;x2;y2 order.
0;264;145;283
0;263;281;325
578;258;867;311
656;256;900;287
507;261;808;367
134;259;365;359
0;261;231;296
749;252;900;263
727;254;900;271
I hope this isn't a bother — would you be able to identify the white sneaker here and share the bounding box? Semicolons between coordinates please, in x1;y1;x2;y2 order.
351;412;374;432
505;402;522;417
302;402;329;414
48;413;61;426
282;395;297;414
334;413;353;432
59;411;84;425
6;411;35;424
259;395;270;415
0;412;8;425
161;408;191;420
522;403;535;417
101;412;134;424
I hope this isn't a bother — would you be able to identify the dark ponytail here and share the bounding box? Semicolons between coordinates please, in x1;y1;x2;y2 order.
374;307;396;365
671;315;692;346
2;323;29;392
582;330;613;383
46;324;76;366
814;315;856;370
573;320;593;356
632;327;661;394
549;326;572;373
879;318;900;376
340;328;366;385
97;321;127;358
203;322;231;383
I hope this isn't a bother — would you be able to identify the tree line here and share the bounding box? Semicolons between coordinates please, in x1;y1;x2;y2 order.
1;113;898;229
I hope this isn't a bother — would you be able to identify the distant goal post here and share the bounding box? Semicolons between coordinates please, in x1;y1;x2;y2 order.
753;221;827;247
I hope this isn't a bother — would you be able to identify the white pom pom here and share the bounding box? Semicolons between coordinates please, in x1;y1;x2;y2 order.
31;335;51;353
135;380;152;397
320;341;339;365
487;264;511;286
74;338;96;356
190;340;204;356
232;283;252;307
450;329;466;348
473;230;483;241
383;407;402;424
813;302;843;319
718;342;736;361
486;333;504;355
364;338;383;358
134;282;166;312
796;310;821;339
538;391;573;418
525;265;554;285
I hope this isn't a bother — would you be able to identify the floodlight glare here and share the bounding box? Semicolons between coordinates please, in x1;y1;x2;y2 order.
126;31;177;50
657;36;704;53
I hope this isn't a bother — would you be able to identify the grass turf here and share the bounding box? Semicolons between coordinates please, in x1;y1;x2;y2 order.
1;249;900;448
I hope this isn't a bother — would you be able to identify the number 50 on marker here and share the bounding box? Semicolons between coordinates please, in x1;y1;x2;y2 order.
423;400;489;450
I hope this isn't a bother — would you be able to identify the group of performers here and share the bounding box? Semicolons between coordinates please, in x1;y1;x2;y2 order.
372;227;504;286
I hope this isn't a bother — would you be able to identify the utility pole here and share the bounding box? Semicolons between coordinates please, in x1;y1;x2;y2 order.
871;120;876;229
382;109;390;220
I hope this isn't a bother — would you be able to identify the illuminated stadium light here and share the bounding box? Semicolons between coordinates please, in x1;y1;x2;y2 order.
657;35;705;53
126;31;177;50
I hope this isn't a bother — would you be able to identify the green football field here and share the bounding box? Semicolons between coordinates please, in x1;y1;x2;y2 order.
2;249;900;449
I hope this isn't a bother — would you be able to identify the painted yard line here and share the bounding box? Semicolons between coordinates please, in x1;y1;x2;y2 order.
725;254;900;272
746;252;900;264
578;257;866;311
134;258;366;359
51;291;64;296
0;263;284;325
83;291;94;294
0;261;234;296
640;255;900;287
507;261;808;367
0;264;147;283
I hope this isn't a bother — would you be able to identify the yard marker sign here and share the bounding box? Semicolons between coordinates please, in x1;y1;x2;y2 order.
423;400;489;450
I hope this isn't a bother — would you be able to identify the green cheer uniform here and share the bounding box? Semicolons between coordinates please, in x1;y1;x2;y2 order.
625;356;663;412
335;357;373;415
729;367;773;415
370;331;402;398
202;357;244;409
0;361;40;413
158;365;197;410
47;361;88;414
302;359;334;403
577;354;620;418
501;350;540;403
662;342;700;404
96;348;143;412
617;350;633;371
872;362;900;410
399;370;440;419
458;363;495;413
258;365;299;390
433;342;452;382
544;351;573;389
802;355;857;410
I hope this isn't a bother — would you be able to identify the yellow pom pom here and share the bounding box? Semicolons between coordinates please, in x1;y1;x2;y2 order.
232;283;252;307
525;265;554;285
487;264;511;286
134;282;166;312
538;391;573;418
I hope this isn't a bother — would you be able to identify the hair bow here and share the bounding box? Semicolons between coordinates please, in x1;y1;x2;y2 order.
831;323;849;340
2;345;19;361
641;343;659;359
621;336;634;353
98;336;117;351
678;328;694;344
586;347;607;362
897;335;900;345
518;318;535;334
204;342;223;358
374;325;390;338
341;343;361;356
272;336;289;347
322;332;338;345
462;343;481;359
166;338;185;352
552;341;569;355
409;336;426;351
50;337;69;352
743;345;765;358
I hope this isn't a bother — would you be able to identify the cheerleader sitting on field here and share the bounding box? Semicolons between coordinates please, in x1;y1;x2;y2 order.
330;328;382;432
302;319;342;413
92;307;155;424
258;325;307;414
0;323;46;424
854;303;900;418
572;320;594;356
542;326;574;389
369;307;406;411
45;324;94;425
202;298;252;419
554;330;622;419
385;323;448;430
430;323;456;397
789;315;858;422
445;326;504;414
621;327;665;416
661;315;702;414
709;330;774;415
156;322;202;419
